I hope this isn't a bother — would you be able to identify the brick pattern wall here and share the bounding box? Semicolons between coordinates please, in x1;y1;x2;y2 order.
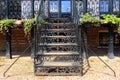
87;27;99;48
0;28;30;53
0;32;6;51
87;27;117;48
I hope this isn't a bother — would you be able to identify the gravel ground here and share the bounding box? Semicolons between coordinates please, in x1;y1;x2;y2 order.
0;56;120;80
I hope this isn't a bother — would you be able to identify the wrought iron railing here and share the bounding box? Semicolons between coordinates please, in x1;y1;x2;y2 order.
72;0;83;72
34;0;45;58
72;0;80;26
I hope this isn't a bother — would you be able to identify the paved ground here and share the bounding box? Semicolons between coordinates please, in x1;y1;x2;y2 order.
0;54;120;80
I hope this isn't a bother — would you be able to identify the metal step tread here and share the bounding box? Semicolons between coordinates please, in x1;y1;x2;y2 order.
48;18;70;20
37;51;79;55
41;36;76;38
46;23;74;25
42;29;76;31
39;43;77;46
35;62;80;67
47;18;71;22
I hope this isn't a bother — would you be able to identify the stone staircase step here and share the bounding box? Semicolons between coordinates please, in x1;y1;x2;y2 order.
35;62;80;67
37;51;79;56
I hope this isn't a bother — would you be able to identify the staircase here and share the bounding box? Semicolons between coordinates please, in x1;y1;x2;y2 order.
34;18;83;76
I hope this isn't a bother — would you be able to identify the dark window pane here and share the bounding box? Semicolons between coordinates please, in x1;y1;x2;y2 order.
100;0;109;12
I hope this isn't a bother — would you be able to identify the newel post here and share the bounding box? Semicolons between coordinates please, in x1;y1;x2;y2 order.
82;24;88;59
6;27;12;59
108;24;114;59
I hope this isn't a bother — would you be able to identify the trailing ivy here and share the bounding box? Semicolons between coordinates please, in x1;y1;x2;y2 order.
23;18;36;35
80;13;100;24
100;14;118;24
80;13;120;33
0;19;16;33
100;14;120;33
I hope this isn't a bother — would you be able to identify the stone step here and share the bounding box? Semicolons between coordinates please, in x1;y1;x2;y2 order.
35;62;80;67
37;51;79;56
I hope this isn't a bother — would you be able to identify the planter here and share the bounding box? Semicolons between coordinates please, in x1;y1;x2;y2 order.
82;22;100;27
15;20;24;28
100;22;117;28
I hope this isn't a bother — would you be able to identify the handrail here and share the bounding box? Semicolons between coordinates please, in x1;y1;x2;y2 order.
88;47;116;77
34;0;45;55
3;44;31;77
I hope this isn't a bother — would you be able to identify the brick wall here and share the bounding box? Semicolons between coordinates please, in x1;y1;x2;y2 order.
87;27;99;48
87;27;117;48
0;32;6;51
0;28;30;53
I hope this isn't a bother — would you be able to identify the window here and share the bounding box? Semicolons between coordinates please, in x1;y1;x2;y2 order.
9;0;21;19
50;1;59;12
113;0;119;12
0;0;7;19
61;1;71;13
99;31;120;47
100;0;109;13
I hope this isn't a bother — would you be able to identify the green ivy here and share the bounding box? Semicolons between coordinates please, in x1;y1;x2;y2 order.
80;13;120;33
0;19;16;32
80;13;100;24
23;18;36;35
100;14;118;24
100;14;120;33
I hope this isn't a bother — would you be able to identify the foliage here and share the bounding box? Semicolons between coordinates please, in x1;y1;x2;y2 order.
100;14;120;33
80;13;120;33
100;14;118;24
0;18;47;35
23;18;35;34
23;18;47;35
42;19;48;24
80;13;100;24
0;19;16;32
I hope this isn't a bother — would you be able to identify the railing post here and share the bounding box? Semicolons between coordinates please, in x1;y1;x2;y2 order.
82;24;88;59
31;26;35;59
108;24;114;59
32;0;34;18
107;0;114;59
6;27;12;59
82;0;88;59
